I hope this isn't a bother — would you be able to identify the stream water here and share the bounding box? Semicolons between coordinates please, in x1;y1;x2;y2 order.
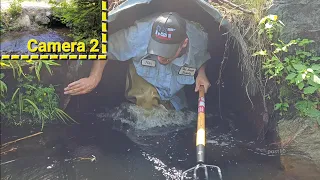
1;29;320;180
0;28;71;54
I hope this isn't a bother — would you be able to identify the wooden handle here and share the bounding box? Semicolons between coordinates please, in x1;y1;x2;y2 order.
196;85;205;163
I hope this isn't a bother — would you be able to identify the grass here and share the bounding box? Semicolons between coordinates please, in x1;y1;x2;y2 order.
232;0;271;19
208;1;271;95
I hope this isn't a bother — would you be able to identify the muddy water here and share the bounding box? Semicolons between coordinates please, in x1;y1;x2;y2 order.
1;31;320;180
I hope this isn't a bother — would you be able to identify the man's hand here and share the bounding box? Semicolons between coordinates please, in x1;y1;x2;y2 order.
64;76;100;95
195;72;211;93
195;63;211;93
64;60;108;96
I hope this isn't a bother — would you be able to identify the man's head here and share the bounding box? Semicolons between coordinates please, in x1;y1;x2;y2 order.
147;12;188;65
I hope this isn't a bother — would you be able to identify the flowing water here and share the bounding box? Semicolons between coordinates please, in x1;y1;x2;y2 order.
0;28;71;55
1;30;320;180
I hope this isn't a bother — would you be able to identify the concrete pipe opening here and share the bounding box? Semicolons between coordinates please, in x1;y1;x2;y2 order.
69;0;267;140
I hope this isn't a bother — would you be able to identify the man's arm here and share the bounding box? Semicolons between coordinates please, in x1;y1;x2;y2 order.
89;60;108;82
63;23;136;96
64;60;108;95
64;16;154;95
198;62;207;76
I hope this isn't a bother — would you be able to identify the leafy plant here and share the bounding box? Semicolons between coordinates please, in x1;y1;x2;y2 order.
0;73;7;108
0;0;23;34
0;75;76;130
257;14;284;41
274;102;289;115
7;0;23;19
253;15;320;124
49;0;101;50
0;60;76;129
0;60;60;81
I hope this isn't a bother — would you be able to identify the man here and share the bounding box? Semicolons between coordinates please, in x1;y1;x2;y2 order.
64;12;211;111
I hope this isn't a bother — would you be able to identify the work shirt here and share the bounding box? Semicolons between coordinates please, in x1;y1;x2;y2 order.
108;13;211;110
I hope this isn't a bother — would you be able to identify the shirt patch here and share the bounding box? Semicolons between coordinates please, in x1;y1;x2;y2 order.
179;67;196;76
141;59;156;67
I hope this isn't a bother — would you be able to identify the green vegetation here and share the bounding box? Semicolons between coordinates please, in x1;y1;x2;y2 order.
0;60;76;130
7;0;23;19
8;0;22;18
210;0;319;125
0;0;23;34
0;1;78;129
49;0;101;50
253;15;320;124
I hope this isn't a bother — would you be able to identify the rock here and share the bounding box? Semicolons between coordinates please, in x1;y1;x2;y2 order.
268;0;320;54
45;11;52;17
16;14;31;29
268;1;320;168
277;118;320;168
279;155;320;180
35;13;50;25
1;1;54;31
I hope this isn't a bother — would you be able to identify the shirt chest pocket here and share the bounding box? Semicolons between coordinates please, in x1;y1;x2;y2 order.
176;74;195;85
135;64;159;78
134;56;160;78
173;65;196;85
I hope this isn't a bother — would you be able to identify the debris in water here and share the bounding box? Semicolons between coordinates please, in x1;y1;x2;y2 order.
1;132;43;149
0;159;17;165
76;155;97;162
47;164;54;169
0;147;17;155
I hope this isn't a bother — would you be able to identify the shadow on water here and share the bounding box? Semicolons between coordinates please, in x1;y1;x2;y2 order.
1;30;320;180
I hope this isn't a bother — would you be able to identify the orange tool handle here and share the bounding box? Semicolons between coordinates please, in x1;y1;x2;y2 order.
196;85;205;163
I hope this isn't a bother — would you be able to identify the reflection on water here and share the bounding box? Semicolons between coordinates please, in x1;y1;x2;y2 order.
1;103;320;180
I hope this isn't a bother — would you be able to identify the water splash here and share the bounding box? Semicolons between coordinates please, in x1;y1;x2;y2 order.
97;102;198;135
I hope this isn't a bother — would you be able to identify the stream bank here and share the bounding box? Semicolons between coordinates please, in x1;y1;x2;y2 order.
1;0;64;33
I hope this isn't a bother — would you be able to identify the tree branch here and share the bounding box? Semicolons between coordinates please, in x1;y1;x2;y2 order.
1;132;43;149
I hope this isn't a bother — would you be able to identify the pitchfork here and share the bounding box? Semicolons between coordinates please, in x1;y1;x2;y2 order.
180;85;223;180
